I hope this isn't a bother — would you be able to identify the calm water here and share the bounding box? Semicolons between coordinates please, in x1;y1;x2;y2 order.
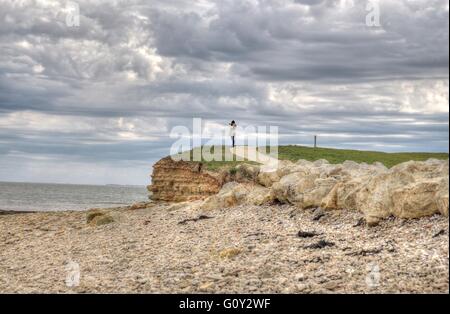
0;182;150;212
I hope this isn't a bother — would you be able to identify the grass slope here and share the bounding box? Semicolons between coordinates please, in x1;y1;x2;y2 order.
172;145;258;171
176;145;448;170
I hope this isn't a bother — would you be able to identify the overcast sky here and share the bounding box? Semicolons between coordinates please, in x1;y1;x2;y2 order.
0;0;448;185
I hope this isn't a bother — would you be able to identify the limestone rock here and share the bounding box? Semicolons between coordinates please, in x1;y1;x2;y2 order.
201;182;273;210
199;282;214;291
166;200;203;212
218;248;242;259
356;159;449;220
257;170;280;187
365;215;381;227
270;158;448;222
148;153;448;224
235;163;260;181
272;172;337;209
321;177;366;210
201;182;240;210
275;160;296;178
313;159;330;167
90;215;114;226
86;210;114;226
86;210;105;224
149;157;223;202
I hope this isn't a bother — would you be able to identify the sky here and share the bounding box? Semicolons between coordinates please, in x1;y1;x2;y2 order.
0;0;448;185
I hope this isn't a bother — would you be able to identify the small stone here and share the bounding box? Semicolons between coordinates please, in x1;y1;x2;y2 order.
432;229;446;238
296;283;311;292
218;248;242;259
297;231;319;238
199;282;214;291
366;216;381;227
128;202;150;210
323;281;340;291
259;271;273;279
304;240;335;249
89;214;114;226
86;210;104;224
353;217;365;227
294;273;305;281
312;209;326;221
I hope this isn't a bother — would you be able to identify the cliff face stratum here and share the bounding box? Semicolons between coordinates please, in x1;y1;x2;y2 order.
148;157;224;202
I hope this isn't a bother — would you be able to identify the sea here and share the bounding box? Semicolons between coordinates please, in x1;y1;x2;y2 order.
0;181;150;212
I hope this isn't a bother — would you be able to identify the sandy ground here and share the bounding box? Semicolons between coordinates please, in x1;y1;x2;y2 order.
0;203;448;293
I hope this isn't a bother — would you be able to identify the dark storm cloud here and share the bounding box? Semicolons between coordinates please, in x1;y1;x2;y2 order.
0;0;448;184
149;0;448;82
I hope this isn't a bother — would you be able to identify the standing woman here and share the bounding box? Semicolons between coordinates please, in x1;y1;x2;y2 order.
229;120;237;148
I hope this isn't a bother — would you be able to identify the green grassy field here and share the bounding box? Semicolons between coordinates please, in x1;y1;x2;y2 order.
175;145;448;171
267;145;449;168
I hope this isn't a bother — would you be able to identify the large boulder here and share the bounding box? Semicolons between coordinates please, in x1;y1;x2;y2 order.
321;176;367;211
321;162;388;211
201;182;273;210
235;163;260;181
356;159;449;223
257;171;280;187
275;160;296;177
257;160;294;187
272;172;338;208
270;158;448;224
271;160;365;208
201;182;240;210
86;210;115;226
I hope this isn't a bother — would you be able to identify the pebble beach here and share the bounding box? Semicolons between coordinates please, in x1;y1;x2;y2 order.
0;203;448;293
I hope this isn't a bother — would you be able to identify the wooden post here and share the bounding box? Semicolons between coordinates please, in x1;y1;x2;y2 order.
314;135;317;148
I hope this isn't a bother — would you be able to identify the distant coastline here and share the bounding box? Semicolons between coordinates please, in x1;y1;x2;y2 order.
105;184;146;188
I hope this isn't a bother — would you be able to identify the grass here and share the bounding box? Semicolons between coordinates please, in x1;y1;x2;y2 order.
173;145;448;171
172;145;258;171
264;145;449;168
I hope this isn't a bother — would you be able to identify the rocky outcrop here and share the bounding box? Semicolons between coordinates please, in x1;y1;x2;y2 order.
201;182;273;211
355;159;449;225
196;158;449;225
148;157;223;202
149;152;448;225
257;160;294;187
281;158;448;223
234;163;260;181
272;174;339;209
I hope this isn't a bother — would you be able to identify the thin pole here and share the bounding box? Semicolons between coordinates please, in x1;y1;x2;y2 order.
314;135;317;148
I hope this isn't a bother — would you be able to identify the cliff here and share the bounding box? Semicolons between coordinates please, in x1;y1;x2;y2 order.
148;152;449;227
148;157;224;202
